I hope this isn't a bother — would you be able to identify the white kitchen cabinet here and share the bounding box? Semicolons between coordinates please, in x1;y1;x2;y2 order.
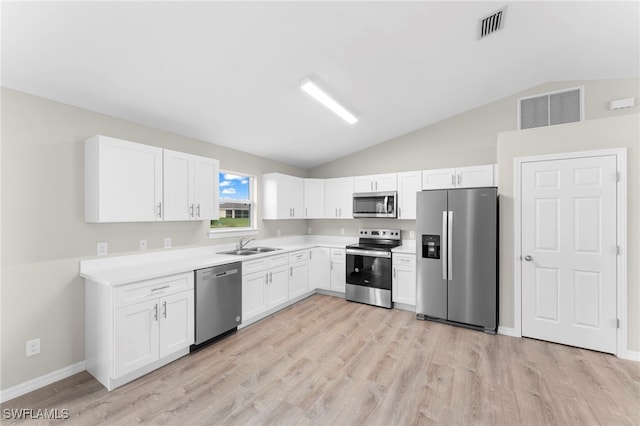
397;171;422;219
310;247;331;290
163;150;220;221
353;173;397;193
324;177;354;218
392;254;416;306
288;250;310;299
85;135;163;222
86;272;194;390
304;178;326;218
262;173;304;219
242;254;289;323
330;248;346;293
422;165;495;190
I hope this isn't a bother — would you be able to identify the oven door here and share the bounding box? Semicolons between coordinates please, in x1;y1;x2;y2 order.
346;249;392;290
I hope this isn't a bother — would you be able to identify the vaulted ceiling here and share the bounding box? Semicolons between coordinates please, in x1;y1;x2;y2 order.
2;1;638;168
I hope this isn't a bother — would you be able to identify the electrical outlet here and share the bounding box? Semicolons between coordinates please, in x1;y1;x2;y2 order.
139;239;148;250
277;229;281;237
307;227;312;234
409;231;415;239
340;228;345;235
26;338;40;357
97;242;108;256
164;237;172;249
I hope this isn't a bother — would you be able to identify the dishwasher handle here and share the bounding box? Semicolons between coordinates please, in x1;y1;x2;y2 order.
215;268;239;278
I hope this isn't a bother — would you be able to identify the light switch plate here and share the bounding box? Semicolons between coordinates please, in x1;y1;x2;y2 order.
26;338;40;357
164;237;172;249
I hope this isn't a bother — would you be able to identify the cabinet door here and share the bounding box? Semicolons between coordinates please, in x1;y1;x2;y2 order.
267;265;289;307
288;261;310;299
330;249;346;293
393;255;416;305
87;136;163;222
304;179;325;218
243;271;268;321
397;171;422;219
310;247;331;290
374;173;397;192
456;165;495;188
422;168;456;190
163;149;194;221
114;299;159;378
193;156;219;220
353;176;374;193
263;173;304;219
159;290;194;358
338;177;354;218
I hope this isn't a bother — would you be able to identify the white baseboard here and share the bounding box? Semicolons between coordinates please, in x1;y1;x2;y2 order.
619;350;640;362
0;361;86;404
497;326;521;337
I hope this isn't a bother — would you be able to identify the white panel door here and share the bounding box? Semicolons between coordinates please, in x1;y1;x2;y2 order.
397;171;421;219
521;156;617;353
193;156;219;220
242;272;267;321
304;179;325;218
310;247;331;290
267;265;289;307
163;149;193;221
159;290;194;358
114;300;159;377
422;168;456;189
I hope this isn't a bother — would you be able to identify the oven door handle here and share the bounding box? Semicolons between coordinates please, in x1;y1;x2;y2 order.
346;248;391;259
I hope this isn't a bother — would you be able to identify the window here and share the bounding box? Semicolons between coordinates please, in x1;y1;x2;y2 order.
211;171;255;230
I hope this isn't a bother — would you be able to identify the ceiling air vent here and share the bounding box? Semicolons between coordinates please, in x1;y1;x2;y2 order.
480;7;506;39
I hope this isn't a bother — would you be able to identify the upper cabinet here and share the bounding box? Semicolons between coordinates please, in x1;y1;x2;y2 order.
422;165;496;190
164;150;219;221
85;135;219;223
85;135;163;223
396;171;422;220
325;177;354;218
262;173;304;219
353;173;397;193
303;178;325;219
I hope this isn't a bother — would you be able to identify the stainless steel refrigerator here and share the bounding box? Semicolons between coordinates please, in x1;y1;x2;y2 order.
416;188;498;333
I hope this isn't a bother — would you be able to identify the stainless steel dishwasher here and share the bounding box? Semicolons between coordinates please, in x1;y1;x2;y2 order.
192;262;242;351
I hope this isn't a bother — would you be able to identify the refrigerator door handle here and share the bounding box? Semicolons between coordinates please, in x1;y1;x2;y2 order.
447;211;453;280
442;211;448;280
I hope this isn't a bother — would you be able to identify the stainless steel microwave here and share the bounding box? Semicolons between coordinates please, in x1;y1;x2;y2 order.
352;191;397;218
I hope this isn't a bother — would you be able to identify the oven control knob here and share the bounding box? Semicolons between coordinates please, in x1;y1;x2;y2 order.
355;268;360;273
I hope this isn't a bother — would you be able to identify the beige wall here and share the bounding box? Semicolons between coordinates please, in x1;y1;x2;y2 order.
0;88;307;390
497;114;639;350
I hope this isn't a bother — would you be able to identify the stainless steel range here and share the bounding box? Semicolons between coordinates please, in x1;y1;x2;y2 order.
345;228;401;309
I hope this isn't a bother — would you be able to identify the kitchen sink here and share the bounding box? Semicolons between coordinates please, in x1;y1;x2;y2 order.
217;247;281;256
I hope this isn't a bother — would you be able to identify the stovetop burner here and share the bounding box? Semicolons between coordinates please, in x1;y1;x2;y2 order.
346;228;401;252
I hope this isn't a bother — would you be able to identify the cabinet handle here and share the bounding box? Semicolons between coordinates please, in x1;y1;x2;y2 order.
375;181;378;191
190;204;194;218
157;202;162;218
339;208;342;217
393;268;396;279
290;266;293;276
457;174;462;185
305;208;308;217
265;274;268;285
292;208;295;217
310;251;313;260
330;261;333;270
398;207;402;218
196;204;201;218
451;175;455;186
370;182;373;191
335;208;338;218
163;301;167;318
269;272;272;283
152;285;170;292
153;304;158;321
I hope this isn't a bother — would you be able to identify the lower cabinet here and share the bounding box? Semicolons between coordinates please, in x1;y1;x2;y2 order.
310;247;331;290
330;248;346;293
288;250;310;299
86;272;194;390
242;254;289;323
392;253;416;306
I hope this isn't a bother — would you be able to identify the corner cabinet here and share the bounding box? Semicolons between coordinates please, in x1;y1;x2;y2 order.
163;150;219;221
85;135;163;222
422;165;496;190
85;272;194;391
262;173;304;219
85;135;219;223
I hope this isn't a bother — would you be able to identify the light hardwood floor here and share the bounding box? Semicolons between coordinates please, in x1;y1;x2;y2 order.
3;294;639;425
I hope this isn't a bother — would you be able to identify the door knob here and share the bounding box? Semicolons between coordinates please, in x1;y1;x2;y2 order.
524;255;533;262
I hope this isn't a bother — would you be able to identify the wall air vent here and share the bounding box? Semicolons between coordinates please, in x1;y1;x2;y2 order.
518;87;584;130
480;7;506;39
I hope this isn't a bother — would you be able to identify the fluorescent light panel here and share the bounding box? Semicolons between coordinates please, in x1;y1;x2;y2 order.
300;77;358;124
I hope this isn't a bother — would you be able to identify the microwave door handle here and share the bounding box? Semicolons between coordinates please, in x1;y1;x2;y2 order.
442;211;447;280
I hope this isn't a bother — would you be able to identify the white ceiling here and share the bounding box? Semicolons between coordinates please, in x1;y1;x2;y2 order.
2;1;638;169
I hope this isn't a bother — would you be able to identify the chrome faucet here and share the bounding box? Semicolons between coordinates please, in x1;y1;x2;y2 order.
237;237;255;250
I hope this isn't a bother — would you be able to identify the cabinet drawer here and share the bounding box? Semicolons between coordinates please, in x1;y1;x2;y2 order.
267;253;288;268
330;248;345;259
289;250;309;263
114;272;194;308
393;254;416;266
243;253;289;275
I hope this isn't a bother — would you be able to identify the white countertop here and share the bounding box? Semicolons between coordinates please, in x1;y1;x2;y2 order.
80;235;358;286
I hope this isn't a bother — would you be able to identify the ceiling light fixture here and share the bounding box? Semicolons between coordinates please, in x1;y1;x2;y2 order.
300;77;358;124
